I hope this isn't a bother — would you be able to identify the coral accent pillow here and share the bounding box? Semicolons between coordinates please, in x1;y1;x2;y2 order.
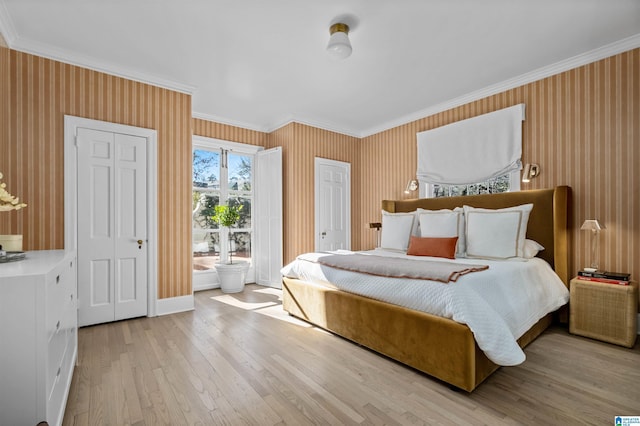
406;236;459;259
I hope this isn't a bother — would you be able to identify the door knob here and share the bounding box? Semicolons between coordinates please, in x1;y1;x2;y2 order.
321;232;326;239
137;239;143;249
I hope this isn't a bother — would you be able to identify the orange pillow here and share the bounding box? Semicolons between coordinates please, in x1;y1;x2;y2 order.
406;236;458;259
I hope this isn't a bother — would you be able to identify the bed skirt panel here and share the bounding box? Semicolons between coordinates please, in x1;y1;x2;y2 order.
282;277;551;392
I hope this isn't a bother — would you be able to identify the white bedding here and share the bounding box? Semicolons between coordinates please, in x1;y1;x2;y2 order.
281;249;569;366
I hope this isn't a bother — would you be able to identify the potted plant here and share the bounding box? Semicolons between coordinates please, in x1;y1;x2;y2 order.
211;204;249;293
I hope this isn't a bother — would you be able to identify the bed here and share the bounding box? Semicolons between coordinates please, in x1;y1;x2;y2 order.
282;186;570;392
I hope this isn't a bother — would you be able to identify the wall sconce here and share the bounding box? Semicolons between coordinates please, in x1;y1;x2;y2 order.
368;222;382;247
521;163;540;183
327;22;352;59
404;179;418;194
580;219;605;272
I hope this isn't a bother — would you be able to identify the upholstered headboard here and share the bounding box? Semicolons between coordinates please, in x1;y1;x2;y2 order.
382;186;571;286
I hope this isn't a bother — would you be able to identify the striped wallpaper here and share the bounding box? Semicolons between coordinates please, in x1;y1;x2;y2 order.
0;47;193;299
2;44;638;300
193;118;267;147
193;120;362;264
360;48;639;283
265;123;361;264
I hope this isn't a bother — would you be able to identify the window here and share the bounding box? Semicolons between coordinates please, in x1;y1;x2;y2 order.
416;104;526;198
425;172;519;198
192;138;260;278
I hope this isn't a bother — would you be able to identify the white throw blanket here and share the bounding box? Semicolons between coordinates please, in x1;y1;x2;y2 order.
281;249;569;366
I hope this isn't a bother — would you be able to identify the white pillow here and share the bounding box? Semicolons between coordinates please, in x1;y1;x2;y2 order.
464;203;533;259
523;239;545;259
381;211;415;251
417;208;465;257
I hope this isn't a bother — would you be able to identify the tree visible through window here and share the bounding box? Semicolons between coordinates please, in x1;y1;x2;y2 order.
430;173;511;198
192;147;253;272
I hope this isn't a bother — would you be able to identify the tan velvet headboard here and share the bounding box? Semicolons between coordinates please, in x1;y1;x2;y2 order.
382;186;571;286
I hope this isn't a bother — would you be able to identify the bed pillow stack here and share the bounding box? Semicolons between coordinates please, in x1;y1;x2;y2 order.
380;211;417;251
463;204;532;259
380;202;543;260
415;208;465;258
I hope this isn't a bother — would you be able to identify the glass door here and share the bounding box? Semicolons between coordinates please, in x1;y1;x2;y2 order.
192;140;256;288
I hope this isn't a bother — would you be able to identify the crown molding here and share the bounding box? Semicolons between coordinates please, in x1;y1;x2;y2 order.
361;33;640;138
196;33;640;140
0;1;17;46
7;35;195;94
192;111;270;133
266;114;362;138
192;111;363;139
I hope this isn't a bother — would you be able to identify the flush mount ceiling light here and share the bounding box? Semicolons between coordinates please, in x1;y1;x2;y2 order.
327;23;352;59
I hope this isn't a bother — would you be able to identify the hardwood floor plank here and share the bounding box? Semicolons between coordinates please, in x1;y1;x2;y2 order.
120;352;145;424
152;367;190;425
64;285;640;425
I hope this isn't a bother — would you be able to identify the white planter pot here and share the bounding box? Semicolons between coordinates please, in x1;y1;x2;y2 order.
215;261;249;294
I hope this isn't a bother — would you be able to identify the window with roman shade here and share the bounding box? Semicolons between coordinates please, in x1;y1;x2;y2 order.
416;104;525;197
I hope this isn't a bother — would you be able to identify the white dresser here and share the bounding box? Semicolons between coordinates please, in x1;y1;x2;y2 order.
0;250;77;426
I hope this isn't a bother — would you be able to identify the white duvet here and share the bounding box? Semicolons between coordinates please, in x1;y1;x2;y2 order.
281;249;569;366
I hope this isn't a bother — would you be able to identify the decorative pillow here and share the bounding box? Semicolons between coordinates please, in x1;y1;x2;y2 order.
523;239;545;259
417;208;466;257
407;236;458;259
380;211;415;251
463;203;533;259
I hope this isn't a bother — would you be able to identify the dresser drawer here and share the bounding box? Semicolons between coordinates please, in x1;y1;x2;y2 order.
46;264;69;338
47;344;68;426
47;318;67;397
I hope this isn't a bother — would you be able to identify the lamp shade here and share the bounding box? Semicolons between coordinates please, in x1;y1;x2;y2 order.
580;219;605;231
327;23;352;59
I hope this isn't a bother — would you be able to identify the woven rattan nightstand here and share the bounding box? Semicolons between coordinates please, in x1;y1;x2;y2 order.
569;277;638;347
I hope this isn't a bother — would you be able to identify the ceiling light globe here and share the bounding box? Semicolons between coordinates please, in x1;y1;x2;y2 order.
327;24;352;59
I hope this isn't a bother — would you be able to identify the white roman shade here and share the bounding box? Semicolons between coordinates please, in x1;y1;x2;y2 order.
417;104;525;185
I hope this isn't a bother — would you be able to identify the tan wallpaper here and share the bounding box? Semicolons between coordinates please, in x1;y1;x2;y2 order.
266;123;361;264
193;118;267;147
0;47;193;299
193;120;362;264
2;43;637;300
360;48;640;283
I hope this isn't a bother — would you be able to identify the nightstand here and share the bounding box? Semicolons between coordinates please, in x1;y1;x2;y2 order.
569;277;638;347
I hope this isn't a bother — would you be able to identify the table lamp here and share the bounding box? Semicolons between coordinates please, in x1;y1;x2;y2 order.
580;219;605;272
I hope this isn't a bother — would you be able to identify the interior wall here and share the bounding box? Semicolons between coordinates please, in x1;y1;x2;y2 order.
0;46;193;299
2;43;637;298
360;48;640;282
193;118;267;147
266;123;361;264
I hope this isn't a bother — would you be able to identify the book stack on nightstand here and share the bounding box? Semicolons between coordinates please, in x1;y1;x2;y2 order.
577;269;631;285
569;270;638;348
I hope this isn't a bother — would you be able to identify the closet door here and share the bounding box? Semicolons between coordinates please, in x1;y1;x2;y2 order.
77;128;148;327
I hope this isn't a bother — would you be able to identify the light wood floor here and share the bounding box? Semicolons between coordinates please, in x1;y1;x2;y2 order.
64;284;640;425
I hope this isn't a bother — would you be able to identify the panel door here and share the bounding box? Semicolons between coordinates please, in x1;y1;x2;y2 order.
77;128;148;327
315;158;350;252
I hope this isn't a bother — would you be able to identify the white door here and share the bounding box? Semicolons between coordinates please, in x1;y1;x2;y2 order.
77;128;148;327
255;147;283;288
315;158;350;252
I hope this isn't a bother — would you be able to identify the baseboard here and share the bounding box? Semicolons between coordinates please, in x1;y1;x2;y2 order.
193;282;220;292
156;294;194;316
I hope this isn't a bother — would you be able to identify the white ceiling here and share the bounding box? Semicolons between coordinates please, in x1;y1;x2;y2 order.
1;0;639;137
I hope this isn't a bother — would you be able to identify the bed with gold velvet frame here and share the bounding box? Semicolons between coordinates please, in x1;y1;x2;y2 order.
282;186;570;392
